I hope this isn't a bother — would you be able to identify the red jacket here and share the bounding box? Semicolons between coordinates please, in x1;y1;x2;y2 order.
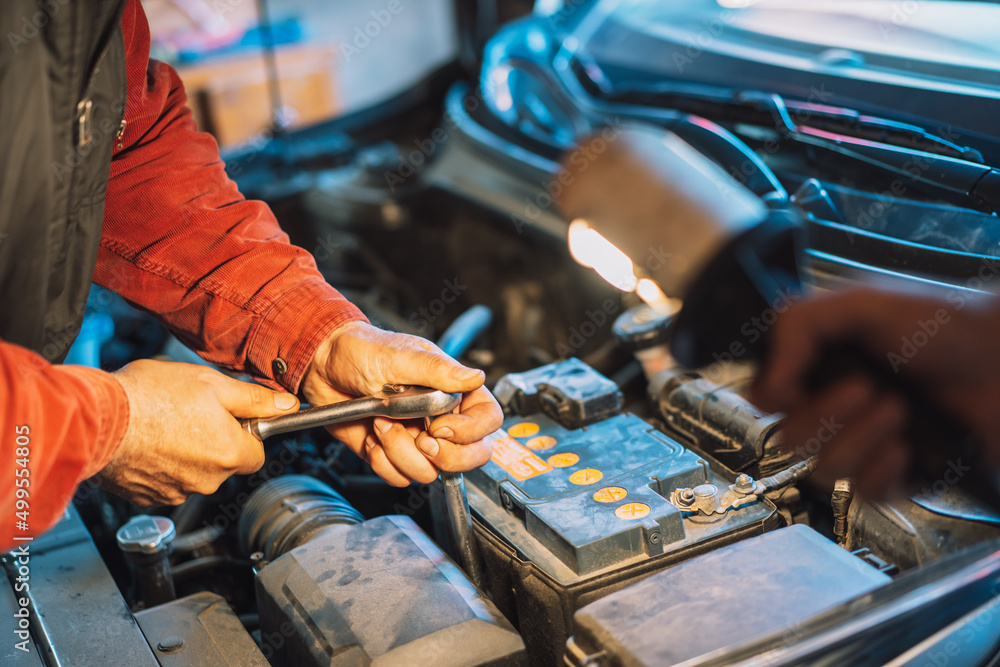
0;0;365;550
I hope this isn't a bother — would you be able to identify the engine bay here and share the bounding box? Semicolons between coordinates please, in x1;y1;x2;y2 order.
6;1;1000;665
6;187;1000;664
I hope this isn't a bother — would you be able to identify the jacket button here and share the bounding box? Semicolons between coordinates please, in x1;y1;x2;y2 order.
272;358;289;375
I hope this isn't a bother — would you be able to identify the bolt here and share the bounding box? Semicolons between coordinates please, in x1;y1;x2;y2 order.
500;491;513;509
250;551;270;574
648;532;661;545
678;488;695;505
734;473;755;494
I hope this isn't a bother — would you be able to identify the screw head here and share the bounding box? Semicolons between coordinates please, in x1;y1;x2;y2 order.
648;532;661;545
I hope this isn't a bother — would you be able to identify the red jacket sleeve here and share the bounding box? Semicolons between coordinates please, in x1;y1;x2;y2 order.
0;344;129;551
96;0;367;394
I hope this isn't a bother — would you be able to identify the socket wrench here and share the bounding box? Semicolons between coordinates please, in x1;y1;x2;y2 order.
241;384;461;440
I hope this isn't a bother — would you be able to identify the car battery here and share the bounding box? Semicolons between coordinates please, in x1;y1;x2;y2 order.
469;360;784;666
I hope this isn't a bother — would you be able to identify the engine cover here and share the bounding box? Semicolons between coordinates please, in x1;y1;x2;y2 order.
566;525;891;666
254;514;526;666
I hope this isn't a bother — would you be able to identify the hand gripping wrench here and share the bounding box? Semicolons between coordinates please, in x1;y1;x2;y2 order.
241;384;460;441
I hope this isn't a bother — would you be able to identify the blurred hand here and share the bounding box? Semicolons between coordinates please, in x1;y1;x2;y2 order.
99;360;299;505
750;287;1000;500
301;321;502;486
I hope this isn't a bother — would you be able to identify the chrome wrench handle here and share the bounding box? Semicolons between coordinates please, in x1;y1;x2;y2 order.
242;384;461;441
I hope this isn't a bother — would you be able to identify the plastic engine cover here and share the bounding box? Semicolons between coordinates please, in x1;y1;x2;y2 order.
255;515;526;666
134;592;269;666
568;525;891;666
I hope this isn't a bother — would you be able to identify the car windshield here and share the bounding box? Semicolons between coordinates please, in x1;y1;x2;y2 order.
602;0;1000;89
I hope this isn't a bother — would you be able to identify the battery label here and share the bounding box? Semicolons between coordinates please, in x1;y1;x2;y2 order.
487;430;554;481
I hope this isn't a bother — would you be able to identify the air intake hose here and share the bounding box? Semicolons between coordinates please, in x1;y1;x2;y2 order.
239;475;364;561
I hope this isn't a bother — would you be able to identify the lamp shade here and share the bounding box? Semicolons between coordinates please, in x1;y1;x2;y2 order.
557;124;806;368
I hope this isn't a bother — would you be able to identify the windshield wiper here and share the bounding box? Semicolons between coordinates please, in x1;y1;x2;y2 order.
576;57;984;163
740;92;1000;214
572;58;1000;213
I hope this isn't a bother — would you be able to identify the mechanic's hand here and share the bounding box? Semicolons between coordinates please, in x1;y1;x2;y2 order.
750;287;1000;500
301;321;502;486
97;360;299;505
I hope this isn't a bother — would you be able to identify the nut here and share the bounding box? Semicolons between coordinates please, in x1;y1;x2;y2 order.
734;473;756;495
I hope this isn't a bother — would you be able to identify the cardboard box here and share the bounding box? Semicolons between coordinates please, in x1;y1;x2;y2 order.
175;44;340;148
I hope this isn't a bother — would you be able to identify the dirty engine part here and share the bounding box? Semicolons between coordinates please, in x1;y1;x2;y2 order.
242;476;527;666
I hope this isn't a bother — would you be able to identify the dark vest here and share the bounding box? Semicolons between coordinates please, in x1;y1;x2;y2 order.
0;0;126;361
